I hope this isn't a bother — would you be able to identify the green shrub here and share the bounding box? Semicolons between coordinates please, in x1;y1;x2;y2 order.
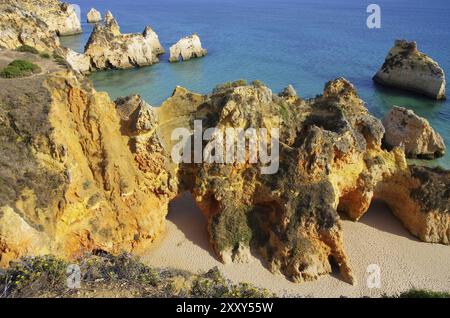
0;59;41;78
16;45;39;54
397;289;450;298
53;52;67;66
1;255;68;295
210;204;252;252
252;79;265;87
213;79;248;93
40;53;51;59
190;267;273;298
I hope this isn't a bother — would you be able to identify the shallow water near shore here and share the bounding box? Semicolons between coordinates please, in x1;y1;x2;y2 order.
61;0;450;169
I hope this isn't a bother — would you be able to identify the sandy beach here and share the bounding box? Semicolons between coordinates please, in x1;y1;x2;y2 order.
142;193;450;298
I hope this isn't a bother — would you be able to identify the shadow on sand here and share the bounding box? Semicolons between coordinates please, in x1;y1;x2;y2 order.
358;200;420;242
167;192;217;258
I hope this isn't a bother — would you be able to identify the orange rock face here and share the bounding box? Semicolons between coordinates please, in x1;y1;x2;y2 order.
0;52;173;267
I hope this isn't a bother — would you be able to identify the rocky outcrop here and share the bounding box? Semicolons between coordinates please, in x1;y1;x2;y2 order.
155;78;411;284
17;0;82;36
279;84;297;98
84;11;164;70
375;166;450;244
62;47;92;74
0;3;163;73
115;95;178;195
383;106;446;159
169;34;207;63
0;2;60;52
0;50;174;267
87;8;101;23
155;78;450;284
1;49;449;283
373;40;446;100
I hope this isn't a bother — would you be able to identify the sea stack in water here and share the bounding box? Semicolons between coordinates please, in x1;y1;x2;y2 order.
373;40;446;100
169;34;207;62
84;11;164;70
87;8;102;23
383;106;446;159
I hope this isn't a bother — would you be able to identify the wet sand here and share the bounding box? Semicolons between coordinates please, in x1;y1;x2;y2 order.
141;193;450;297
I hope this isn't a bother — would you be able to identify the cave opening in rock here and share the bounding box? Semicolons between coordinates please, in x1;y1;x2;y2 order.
166;192;214;255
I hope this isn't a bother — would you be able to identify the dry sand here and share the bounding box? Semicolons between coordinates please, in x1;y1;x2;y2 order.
141;193;450;297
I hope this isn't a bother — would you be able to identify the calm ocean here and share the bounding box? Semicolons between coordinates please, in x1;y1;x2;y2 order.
61;0;450;168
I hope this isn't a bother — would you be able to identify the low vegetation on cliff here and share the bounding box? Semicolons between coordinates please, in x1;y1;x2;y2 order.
0;254;273;298
0;59;41;78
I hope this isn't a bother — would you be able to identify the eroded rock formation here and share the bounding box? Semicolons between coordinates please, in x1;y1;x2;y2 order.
169;34;207;62
383;106;446;159
374;40;446;100
62;47;92;74
84;11;164;70
0;1;448;284
0;2;60;52
153;79;390;283
376;166;450;244
87;8;102;23
15;0;82;36
0;50;174;267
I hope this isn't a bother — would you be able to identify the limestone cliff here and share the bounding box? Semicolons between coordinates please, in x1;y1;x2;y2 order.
169;34;207;63
383;106;446;159
1;55;449;282
7;0;81;36
374;40;446;100
0;2;60;52
0;50;173;267
84;11;164;70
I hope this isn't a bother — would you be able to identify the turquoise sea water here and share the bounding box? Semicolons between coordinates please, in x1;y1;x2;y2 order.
61;0;450;168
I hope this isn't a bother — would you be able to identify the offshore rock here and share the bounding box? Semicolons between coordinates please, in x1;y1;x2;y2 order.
373;40;446;100
169;34;207;63
84;11;164;70
87;8;102;23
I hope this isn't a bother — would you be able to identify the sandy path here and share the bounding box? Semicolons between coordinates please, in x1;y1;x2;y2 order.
141;194;450;297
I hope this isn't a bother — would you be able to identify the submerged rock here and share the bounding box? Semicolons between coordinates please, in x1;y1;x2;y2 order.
373;40;446;100
87;8;102;23
84;11;164;70
169;34;207;63
383;106;446;159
